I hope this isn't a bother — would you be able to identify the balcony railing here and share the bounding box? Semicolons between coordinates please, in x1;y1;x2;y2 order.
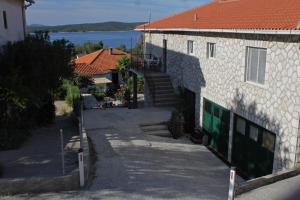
129;54;162;75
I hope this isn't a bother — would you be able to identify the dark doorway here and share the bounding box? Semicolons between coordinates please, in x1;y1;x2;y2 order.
232;114;275;179
183;88;196;133
112;71;119;85
163;39;167;73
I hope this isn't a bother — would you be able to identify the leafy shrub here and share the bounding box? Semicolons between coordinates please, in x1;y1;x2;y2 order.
0;32;74;150
63;80;81;107
115;85;131;105
168;111;184;139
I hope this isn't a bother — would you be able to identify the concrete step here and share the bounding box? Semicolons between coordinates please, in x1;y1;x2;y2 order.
144;130;171;137
154;93;177;98
155;101;178;107
154;95;177;100
145;73;170;78
149;85;174;90
141;124;168;132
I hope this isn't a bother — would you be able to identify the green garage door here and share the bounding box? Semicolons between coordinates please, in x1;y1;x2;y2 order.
232;115;276;179
203;98;230;159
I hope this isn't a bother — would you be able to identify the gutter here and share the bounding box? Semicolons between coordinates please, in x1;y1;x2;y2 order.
24;0;34;9
135;28;300;35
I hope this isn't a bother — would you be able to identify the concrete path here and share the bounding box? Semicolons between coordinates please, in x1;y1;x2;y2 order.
237;174;300;200
1;95;237;199
82;107;234;200
0;116;78;178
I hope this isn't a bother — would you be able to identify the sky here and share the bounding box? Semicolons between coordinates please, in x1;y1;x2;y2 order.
27;0;210;26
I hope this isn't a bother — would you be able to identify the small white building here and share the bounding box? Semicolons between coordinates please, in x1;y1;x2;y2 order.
0;0;34;46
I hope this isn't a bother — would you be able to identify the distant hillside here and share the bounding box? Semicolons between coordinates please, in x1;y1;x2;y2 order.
27;21;145;33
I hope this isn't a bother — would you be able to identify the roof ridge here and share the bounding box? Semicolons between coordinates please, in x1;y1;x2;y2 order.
90;49;104;65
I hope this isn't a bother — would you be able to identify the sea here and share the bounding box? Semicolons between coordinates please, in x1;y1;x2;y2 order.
49;31;143;48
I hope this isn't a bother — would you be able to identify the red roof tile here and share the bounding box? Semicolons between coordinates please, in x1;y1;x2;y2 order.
74;63;104;76
75;48;129;76
137;0;300;30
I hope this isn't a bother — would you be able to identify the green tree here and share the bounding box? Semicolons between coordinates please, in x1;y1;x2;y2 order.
116;44;127;52
0;32;74;149
75;41;104;54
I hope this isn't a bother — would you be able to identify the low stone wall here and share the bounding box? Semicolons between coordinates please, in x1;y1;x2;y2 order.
235;167;300;196
0;170;79;195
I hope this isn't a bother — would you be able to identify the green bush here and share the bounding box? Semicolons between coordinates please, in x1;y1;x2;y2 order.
169;111;184;139
0;32;74;150
63;81;81;107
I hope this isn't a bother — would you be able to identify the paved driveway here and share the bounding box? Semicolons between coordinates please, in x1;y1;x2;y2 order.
2;98;237;200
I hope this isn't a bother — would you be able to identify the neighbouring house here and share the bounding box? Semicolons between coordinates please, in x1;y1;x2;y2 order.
75;48;129;91
134;0;300;179
0;0;34;47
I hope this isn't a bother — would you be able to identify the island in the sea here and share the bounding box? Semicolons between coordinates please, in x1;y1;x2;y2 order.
27;21;146;33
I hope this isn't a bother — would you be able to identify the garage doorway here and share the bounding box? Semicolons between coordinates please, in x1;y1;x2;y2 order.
203;98;230;159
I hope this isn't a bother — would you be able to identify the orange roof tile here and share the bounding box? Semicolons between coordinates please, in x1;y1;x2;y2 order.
74;63;104;76
137;0;300;31
74;48;129;76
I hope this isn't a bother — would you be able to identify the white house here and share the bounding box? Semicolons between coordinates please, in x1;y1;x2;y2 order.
136;0;300;179
0;0;34;46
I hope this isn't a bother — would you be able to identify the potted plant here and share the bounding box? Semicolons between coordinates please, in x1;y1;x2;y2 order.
169;110;184;139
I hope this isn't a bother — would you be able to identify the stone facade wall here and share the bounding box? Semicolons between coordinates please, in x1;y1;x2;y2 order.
144;32;300;172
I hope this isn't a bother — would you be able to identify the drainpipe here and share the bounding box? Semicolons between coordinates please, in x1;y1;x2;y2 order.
22;0;35;38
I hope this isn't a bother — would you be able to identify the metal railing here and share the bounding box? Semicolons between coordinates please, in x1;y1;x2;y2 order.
129;54;162;75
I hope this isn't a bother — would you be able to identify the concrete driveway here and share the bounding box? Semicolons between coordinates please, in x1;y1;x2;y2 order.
82;106;234;200
2;98;237;200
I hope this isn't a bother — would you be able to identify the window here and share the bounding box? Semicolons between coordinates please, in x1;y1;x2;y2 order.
3;11;7;29
249;125;259;142
262;131;276;152
214;107;220;117
187;40;194;54
204;100;212;112
246;47;267;85
236;117;246;135
207;43;216;58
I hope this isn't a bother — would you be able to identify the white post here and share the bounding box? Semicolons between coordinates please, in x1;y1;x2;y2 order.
60;129;65;175
228;167;236;200
78;148;85;187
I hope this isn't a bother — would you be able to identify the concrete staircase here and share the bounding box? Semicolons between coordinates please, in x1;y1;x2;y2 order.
145;73;177;107
140;123;171;138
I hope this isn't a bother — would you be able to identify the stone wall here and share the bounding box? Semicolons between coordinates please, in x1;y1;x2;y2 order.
144;32;300;172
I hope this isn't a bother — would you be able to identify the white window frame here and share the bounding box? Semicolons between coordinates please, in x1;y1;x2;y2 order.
207;42;216;58
245;46;267;85
187;40;194;55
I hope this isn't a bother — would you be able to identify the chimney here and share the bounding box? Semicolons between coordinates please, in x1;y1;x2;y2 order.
109;48;113;55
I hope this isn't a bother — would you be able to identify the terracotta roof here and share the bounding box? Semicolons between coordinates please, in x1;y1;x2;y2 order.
74;63;104;76
75;48;129;76
137;0;300;31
